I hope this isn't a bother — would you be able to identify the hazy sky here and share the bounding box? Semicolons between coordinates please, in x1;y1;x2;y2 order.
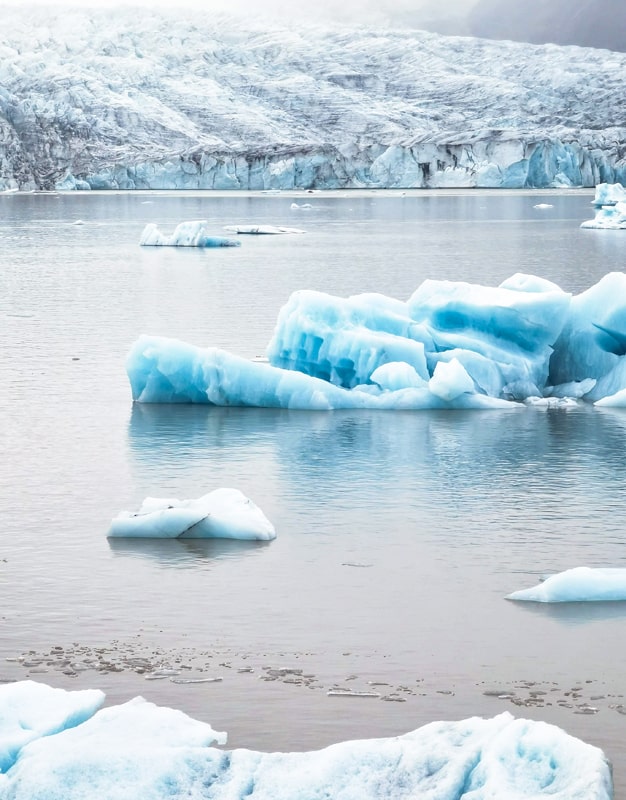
0;0;476;22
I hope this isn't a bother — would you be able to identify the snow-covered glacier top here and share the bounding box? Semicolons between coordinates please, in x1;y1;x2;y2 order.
1;7;625;190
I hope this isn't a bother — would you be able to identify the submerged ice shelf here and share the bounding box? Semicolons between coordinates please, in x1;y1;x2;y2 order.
0;681;612;799
127;271;626;410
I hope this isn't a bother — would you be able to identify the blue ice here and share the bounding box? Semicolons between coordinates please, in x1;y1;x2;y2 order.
140;221;241;247
0;681;612;799
127;270;626;409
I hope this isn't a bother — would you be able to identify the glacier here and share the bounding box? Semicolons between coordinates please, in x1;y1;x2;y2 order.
107;488;276;540
127;271;626;410
507;567;626;602
0;681;612;800
0;7;625;191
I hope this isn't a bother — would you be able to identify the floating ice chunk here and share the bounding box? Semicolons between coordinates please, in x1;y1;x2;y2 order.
428;358;475;401
592;182;626;207
533;203;553;209
0;681;104;773
127;271;626;409
139;221;241;247
581;201;626;230
107;488;276;540
290;202;313;210
507;566;626;602
223;224;305;234
0;682;612;800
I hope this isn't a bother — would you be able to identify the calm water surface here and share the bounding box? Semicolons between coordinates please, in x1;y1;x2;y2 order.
2;189;626;792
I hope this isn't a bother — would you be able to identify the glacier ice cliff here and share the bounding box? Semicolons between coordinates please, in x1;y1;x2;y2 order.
0;8;624;191
127;271;626;410
0;681;612;799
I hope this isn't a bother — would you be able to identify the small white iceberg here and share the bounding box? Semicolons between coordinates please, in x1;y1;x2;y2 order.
223;224;305;235
107;488;276;540
581;201;626;230
506;566;626;602
139;221;241;247
290;202;313;210
592;182;626;207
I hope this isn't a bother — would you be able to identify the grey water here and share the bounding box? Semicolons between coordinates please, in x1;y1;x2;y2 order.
2;189;626;791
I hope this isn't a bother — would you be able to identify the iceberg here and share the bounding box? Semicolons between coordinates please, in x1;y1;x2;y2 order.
581;202;626;230
507;567;626;602
592;183;626;207
128;271;626;409
0;681;612;800
223;225;306;235
139;221;241;248
107;488;276;540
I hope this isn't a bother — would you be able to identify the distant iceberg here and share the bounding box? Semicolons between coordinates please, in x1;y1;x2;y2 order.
0;681;612;799
507;567;626;602
127;271;626;409
592;182;626;207
107;488;275;540
581;202;626;230
223;225;305;235
140;221;241;247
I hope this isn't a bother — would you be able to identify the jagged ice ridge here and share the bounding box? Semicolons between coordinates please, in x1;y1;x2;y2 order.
127;271;626;410
0;7;625;191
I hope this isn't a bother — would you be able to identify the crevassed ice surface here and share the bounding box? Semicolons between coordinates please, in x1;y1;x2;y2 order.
127;270;626;409
0;682;612;800
1;7;625;190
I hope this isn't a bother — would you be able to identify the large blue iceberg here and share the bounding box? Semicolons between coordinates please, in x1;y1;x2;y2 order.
0;681;612;799
127;272;626;410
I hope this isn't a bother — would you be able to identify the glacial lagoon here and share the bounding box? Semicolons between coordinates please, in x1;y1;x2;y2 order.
2;189;626;793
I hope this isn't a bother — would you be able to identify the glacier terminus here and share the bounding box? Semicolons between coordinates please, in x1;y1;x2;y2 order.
0;7;625;191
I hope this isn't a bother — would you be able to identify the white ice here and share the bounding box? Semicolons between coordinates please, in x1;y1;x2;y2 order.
139;221;241;247
1;8;626;191
0;681;612;800
223;225;306;235
107;488;276;540
0;681;104;775
581;201;626;230
592;182;626;207
128;269;626;410
507;567;626;602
